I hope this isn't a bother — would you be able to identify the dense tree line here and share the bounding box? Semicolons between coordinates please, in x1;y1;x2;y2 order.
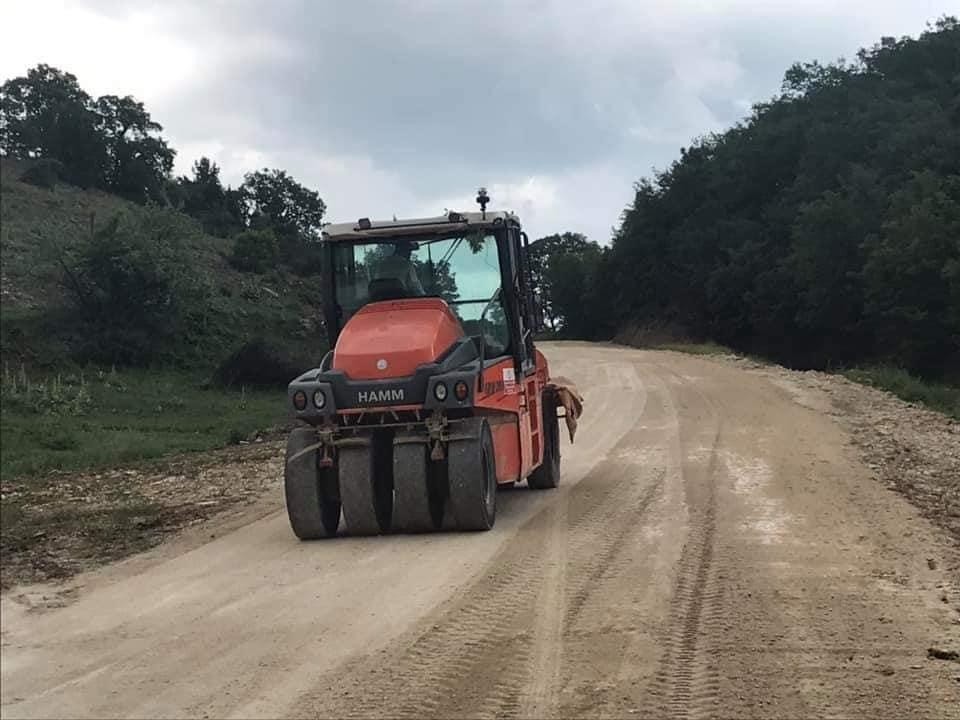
598;17;960;378
0;64;325;273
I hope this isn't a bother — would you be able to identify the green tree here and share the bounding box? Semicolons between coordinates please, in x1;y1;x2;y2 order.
0;64;105;187
862;172;960;375
528;232;607;337
95;94;175;203
241;169;326;269
0;64;176;201
231;229;280;274
178;157;244;236
60;209;211;365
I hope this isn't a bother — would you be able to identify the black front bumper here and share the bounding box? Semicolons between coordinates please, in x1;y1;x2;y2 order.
288;337;480;422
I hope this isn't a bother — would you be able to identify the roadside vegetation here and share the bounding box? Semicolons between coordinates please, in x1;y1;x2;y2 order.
842;367;960;420
0;365;286;481
0;364;288;588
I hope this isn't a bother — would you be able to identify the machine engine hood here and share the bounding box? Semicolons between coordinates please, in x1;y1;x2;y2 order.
332;298;465;380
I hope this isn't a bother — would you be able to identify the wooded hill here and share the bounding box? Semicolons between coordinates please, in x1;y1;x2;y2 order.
598;17;959;379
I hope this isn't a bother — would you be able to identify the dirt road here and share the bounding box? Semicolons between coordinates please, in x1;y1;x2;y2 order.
2;343;958;718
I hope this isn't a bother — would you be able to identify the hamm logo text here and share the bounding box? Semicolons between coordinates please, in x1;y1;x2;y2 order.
357;388;405;404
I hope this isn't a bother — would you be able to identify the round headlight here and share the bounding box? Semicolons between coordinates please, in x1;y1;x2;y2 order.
434;382;448;401
312;389;326;409
454;381;469;401
292;391;307;411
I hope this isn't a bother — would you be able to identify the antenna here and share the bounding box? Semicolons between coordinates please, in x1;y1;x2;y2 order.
476;187;489;219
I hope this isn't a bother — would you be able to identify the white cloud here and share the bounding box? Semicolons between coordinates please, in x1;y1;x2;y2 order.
415;165;633;244
2;0;951;248
0;1;200;105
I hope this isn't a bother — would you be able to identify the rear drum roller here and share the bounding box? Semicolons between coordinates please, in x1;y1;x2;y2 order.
392;439;436;533
448;418;496;531
284;427;340;539
528;389;560;490
338;443;382;536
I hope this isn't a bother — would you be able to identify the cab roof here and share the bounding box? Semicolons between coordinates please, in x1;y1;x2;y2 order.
321;210;521;242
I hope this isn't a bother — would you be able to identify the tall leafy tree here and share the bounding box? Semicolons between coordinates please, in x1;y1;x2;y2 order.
0;64;176;201
0;64;105;186
528;232;609;338
861;172;960;375
241;169;325;244
178;157;244;236
240;169;326;273
95;94;175;203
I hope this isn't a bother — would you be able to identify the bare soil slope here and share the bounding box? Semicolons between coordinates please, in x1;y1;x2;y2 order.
2;343;958;719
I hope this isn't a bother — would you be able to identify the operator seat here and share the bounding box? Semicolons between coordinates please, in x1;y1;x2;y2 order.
368;277;409;302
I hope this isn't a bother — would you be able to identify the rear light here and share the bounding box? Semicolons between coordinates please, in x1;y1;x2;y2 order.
434;382;448;401
454;381;469;401
312;389;326;409
293;391;307;411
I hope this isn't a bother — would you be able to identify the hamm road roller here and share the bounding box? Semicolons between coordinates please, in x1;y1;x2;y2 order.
284;191;565;537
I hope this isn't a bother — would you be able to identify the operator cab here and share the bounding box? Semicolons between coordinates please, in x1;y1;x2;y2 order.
319;197;540;372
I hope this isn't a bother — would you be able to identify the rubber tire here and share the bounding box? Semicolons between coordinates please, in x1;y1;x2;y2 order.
392;440;435;533
448;418;496;531
339;444;381;536
528;390;560;490
284;427;340;539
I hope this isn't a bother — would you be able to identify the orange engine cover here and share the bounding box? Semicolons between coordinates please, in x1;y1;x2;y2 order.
332;298;464;380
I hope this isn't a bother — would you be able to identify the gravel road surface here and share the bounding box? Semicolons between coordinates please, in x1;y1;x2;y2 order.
2;343;958;718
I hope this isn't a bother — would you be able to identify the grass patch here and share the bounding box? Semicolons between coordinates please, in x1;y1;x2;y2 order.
843;366;960;419
650;341;733;356
0;365;287;482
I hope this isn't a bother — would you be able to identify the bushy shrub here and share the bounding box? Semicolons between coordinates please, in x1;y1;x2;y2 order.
60;209;212;365
19;159;64;190
213;338;305;388
230;230;279;274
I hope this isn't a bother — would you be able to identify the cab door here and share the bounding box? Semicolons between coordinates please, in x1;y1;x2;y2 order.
498;225;540;476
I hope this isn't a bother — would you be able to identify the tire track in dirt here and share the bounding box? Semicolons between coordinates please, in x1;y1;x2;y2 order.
561;470;666;633
517;499;567;720
521;467;667;718
644;360;725;720
293;425;665;719
519;360;653;719
646;429;721;718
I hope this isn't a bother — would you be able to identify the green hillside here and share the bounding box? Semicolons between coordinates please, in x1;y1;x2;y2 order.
1;156;328;373
0;157;330;482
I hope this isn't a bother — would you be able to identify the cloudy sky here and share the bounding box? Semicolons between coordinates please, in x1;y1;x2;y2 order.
0;0;949;241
